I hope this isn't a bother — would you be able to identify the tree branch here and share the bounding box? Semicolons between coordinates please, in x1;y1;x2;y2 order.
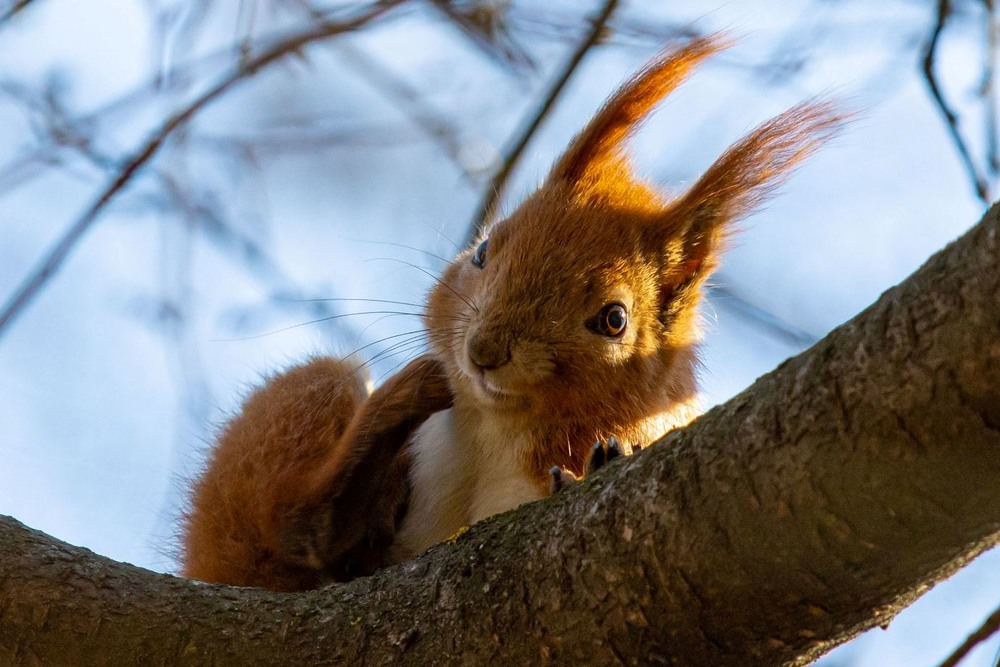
2;202;1000;664
0;0;406;341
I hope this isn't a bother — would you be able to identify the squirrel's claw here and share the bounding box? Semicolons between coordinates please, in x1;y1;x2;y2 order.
549;466;579;494
587;440;606;475
606;436;622;462
586;437;623;475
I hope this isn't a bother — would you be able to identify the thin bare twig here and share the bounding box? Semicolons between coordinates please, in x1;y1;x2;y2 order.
235;0;259;67
0;0;407;340
425;0;535;72
154;172;356;340
937;603;1000;667
0;0;38;25
289;0;472;174
982;0;998;176
707;283;820;348
192;123;419;154
144;0;215;89
332;42;475;178
464;0;619;247
508;5;698;50
921;0;992;205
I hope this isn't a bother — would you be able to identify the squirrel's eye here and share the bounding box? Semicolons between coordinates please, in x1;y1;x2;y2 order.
471;239;488;269
594;303;628;338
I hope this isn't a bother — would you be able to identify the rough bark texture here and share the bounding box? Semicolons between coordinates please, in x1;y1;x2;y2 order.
2;205;999;666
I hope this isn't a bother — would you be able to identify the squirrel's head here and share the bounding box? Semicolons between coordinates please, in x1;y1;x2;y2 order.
425;36;843;430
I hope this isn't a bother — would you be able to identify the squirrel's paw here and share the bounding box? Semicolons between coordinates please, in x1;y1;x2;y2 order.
549;437;623;494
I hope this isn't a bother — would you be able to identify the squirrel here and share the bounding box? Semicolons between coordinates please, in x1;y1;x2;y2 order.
181;35;842;591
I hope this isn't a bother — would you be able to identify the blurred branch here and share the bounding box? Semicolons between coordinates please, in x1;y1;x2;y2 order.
508;5;699;49
288;0;475;176
921;0;993;205
235;0;259;67
0;53;224;197
0;77;116;191
333;42;476;178
464;0;619;247
153;172;357;342
425;0;535;71
0;0;38;25
707;282;820;349
142;0;215;88
193;122;419;154
983;0;998;176
937;603;1000;667
0;0;407;341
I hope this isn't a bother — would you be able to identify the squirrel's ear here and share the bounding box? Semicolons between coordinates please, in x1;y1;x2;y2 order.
550;36;725;188
657;101;846;289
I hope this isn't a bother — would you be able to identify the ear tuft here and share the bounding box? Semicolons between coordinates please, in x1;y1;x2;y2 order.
673;99;847;230
550;35;728;187
663;99;848;284
653;100;850;285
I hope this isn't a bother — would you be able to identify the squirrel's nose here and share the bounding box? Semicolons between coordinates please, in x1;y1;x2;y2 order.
467;331;511;371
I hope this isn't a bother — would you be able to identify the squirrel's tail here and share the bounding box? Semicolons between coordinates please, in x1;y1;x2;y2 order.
181;357;367;591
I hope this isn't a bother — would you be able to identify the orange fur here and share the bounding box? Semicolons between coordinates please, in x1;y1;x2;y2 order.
182;35;844;590
182;356;451;590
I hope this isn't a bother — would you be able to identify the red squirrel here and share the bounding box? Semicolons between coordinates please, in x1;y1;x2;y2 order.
182;36;842;591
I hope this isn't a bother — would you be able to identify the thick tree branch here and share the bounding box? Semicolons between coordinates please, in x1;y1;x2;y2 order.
2;204;1000;665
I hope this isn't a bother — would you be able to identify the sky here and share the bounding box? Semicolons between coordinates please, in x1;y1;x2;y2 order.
0;1;997;664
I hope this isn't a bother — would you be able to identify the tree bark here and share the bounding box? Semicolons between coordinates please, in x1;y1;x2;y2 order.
2;204;999;667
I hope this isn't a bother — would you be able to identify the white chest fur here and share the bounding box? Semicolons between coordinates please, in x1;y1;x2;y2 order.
391;408;544;561
390;396;702;562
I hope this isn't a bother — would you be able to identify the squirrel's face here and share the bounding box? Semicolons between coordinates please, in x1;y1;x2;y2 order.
424;181;704;426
